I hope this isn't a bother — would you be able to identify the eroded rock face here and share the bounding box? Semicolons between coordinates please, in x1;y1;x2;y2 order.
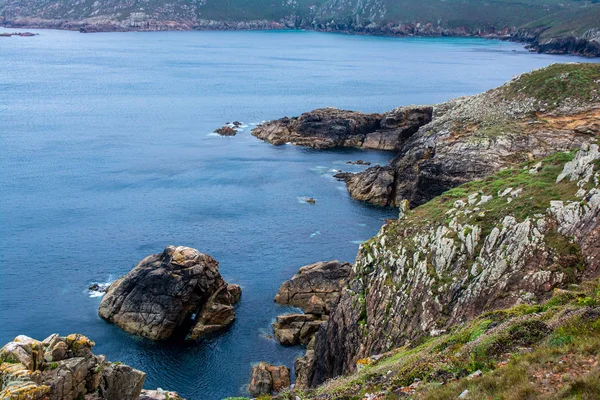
299;144;600;388
248;362;290;397
0;334;151;400
98;246;240;340
251;107;431;150
274;260;351;315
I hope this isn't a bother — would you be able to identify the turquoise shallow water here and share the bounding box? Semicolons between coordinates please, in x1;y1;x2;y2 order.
0;28;596;399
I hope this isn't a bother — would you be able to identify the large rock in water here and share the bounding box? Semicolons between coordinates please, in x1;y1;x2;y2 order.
98;246;240;340
0;333;173;400
251;106;431;150
248;362;291;397
274;260;351;315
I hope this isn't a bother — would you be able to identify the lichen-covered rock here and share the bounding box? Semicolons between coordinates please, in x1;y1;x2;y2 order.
252;106;431;150
98;246;240;340
300;144;600;388
248;362;290;397
0;333;160;400
274;260;351;315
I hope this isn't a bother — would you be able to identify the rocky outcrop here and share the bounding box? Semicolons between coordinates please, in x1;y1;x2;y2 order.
272;260;350;346
274;260;351;316
188;284;240;339
298;143;600;387
340;64;600;207
0;333;169;400
248;362;291;397
214;125;237;136
251;106;432;150
98;246;240;341
272;314;322;346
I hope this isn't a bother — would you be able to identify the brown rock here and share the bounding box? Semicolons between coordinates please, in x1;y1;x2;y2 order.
272;314;322;345
248;362;290;396
0;333;158;400
214;125;237;136
188;284;239;339
274;260;351;315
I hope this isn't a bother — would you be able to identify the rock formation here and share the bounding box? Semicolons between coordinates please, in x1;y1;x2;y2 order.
248;362;290;397
274;260;351;315
214;125;237;136
272;314;322;346
297;142;600;388
98;246;240;341
0;333;181;400
272;261;350;348
251;106;432;150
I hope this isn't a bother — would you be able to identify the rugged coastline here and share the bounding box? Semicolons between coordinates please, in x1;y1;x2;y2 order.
252;64;600;208
1;7;599;57
243;63;600;398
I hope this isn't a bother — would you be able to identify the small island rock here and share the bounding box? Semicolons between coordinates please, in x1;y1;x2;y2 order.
98;246;240;341
214;125;237;136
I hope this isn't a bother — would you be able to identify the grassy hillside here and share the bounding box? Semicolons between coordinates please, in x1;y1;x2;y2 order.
1;0;598;28
313;280;600;399
315;0;596;29
523;3;600;38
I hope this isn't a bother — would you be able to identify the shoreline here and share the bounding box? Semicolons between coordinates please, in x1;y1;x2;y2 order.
1;21;599;58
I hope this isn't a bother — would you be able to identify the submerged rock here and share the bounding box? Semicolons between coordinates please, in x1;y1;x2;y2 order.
248;362;291;397
0;333;165;400
98;246;240;341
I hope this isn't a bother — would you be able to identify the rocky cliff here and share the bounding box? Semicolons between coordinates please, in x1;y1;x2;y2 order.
298;141;600;388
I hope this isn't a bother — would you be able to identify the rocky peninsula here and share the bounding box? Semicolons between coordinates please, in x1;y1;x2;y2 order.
254;64;600;209
98;245;241;341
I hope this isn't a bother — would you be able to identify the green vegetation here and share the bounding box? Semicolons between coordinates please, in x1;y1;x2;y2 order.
524;3;600;38
385;149;580;250
313;280;600;399
501;63;600;106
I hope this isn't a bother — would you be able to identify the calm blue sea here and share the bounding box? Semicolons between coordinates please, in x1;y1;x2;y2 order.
0;28;595;399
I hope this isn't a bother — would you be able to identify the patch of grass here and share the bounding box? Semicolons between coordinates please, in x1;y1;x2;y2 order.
502;63;600;106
